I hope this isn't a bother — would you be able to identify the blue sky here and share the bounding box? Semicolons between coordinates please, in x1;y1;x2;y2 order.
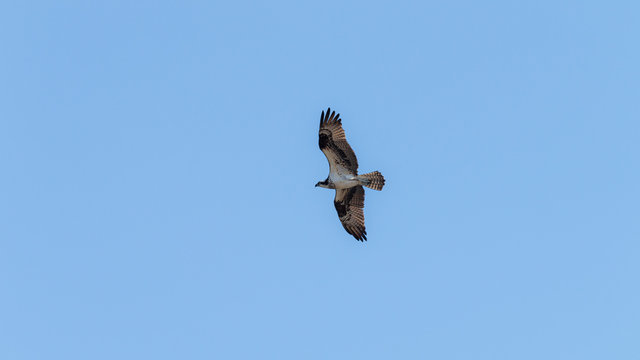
1;1;639;359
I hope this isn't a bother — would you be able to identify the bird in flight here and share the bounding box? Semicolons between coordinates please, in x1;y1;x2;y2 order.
316;108;385;241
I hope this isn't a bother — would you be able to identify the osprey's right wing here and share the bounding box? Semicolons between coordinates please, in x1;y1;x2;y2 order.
334;186;367;241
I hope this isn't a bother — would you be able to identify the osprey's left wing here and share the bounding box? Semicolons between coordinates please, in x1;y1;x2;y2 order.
334;185;367;241
319;108;359;175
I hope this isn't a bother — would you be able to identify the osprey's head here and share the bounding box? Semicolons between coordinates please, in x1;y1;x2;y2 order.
315;179;330;188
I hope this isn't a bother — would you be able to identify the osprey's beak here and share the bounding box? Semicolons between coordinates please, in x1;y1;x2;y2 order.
314;183;319;187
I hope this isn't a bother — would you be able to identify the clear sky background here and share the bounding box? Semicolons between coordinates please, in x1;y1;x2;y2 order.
1;1;639;359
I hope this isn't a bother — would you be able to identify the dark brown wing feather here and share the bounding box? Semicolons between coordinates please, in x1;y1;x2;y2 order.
318;108;359;174
334;186;367;241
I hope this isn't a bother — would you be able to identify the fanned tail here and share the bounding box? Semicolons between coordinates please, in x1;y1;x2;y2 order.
358;171;385;191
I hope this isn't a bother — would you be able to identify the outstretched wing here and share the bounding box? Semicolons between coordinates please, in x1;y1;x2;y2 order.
319;108;358;175
334;186;367;241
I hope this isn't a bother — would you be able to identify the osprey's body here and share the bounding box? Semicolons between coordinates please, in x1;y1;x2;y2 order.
316;172;359;190
315;108;385;241
329;173;360;189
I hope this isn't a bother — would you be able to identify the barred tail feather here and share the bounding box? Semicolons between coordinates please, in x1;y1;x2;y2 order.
358;171;385;191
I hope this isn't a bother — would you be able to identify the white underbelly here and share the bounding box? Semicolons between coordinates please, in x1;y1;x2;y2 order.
330;172;359;189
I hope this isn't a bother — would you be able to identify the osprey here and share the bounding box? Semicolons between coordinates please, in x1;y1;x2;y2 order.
315;108;385;241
